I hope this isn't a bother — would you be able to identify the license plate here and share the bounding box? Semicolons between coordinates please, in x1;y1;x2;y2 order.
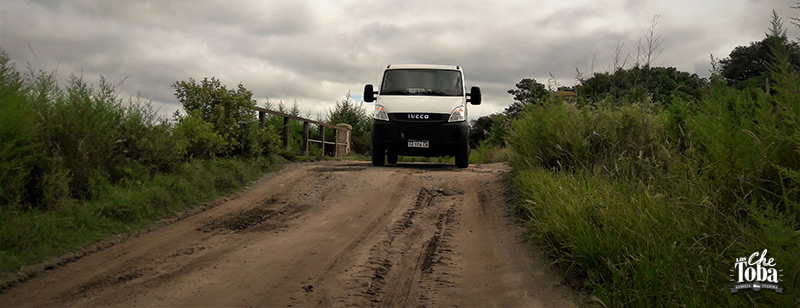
407;139;429;148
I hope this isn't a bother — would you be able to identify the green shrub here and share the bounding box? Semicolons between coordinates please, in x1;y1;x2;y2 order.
469;143;510;164
42;76;124;198
116;99;183;174
508;74;800;306
508;99;668;178
172;78;258;156
0;48;279;210
0;158;274;273
0;55;43;207
237;121;281;158
0;47;282;276
172;114;226;160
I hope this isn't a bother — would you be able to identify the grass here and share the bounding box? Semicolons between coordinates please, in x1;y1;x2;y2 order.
0;157;278;275
469;143;510;164
514;167;746;306
0;48;289;277
507;74;800;306
0;47;378;282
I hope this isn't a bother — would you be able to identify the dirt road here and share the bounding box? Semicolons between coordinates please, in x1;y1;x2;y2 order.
0;161;579;307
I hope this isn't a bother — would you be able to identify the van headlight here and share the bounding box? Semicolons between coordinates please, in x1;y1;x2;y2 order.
374;104;389;121
448;105;465;122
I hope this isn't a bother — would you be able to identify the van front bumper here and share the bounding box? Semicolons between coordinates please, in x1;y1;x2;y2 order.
371;119;469;157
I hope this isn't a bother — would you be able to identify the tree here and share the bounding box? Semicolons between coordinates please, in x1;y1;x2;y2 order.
768;9;787;38
469;114;495;149
506;78;549;116
172;77;257;154
635;15;665;67
328;92;371;154
576;66;705;104
720;10;800;89
328;92;368;130
610;41;630;72
289;100;301;116
469;113;508;148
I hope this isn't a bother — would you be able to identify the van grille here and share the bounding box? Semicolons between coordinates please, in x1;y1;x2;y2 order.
388;113;447;123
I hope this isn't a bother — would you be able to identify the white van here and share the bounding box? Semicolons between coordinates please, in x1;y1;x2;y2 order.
363;64;481;168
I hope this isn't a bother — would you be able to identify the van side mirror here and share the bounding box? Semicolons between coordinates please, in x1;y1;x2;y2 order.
364;84;376;102
468;86;481;105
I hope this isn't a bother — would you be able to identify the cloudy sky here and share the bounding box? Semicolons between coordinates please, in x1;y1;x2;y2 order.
1;0;798;119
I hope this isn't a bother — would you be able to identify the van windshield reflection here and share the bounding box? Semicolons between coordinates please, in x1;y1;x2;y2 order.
380;70;463;96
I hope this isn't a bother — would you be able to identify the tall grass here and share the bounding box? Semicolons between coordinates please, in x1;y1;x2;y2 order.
508;74;800;306
0;49;280;210
0;158;275;273
469;143;510;164
0;49;282;275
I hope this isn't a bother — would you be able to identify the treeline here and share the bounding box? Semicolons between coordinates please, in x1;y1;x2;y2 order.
471;11;800;150
479;11;800;307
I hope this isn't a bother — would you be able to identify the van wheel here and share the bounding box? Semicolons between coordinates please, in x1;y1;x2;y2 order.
387;150;398;164
455;145;469;168
372;144;385;166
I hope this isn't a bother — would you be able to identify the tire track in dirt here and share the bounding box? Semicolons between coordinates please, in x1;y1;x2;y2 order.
352;188;459;307
301;180;468;308
0;161;582;308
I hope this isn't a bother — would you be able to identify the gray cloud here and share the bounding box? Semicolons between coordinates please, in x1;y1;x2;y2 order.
2;0;798;119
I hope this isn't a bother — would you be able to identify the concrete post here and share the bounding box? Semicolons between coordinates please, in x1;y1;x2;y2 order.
335;123;352;157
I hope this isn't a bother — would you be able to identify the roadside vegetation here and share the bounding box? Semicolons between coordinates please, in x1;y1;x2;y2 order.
2;7;798;307
259;92;372;159
0;49;366;275
466;10;799;307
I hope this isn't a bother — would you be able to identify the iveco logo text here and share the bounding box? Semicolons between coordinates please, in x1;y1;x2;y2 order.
407;114;430;120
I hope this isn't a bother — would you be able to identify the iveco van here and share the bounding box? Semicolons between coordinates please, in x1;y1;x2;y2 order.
363;64;481;168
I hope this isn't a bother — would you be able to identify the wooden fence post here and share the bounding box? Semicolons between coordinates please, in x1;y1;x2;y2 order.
334;127;339;157
248;107;351;158
321;126;326;154
302;121;309;156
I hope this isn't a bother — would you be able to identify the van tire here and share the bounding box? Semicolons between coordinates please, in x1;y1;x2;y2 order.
455;145;469;168
387;150;398;164
372;145;385;166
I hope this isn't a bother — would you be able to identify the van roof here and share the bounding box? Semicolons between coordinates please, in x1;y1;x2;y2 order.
386;64;461;71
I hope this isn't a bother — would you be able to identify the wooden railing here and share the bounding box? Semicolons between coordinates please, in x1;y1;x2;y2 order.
252;106;351;157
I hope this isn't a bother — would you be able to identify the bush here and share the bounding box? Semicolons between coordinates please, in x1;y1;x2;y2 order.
0;47;282;275
0;158;274;273
508;99;669;179
172;114;226;160
0;54;43;207
0;49;279;210
238;121;281;159
508;74;800;306
468;143;510;164
172;77;258;156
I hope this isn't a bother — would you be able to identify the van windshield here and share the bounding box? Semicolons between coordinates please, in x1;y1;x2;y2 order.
380;69;463;96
